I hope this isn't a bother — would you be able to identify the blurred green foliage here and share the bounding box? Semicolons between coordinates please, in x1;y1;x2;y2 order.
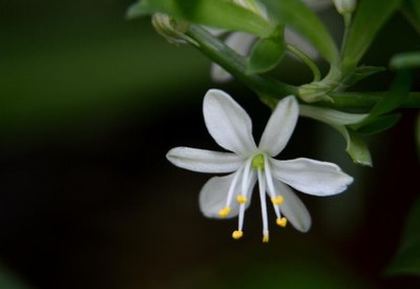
0;265;30;289
0;0;208;141
387;198;420;276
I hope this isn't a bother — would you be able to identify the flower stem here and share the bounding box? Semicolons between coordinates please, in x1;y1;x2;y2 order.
186;25;298;96
186;25;420;110
286;44;321;82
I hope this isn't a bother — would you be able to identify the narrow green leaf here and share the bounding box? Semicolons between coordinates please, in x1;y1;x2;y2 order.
333;126;372;166
299;104;372;166
340;65;386;88
258;0;339;64
247;28;286;74
400;0;420;34
342;0;403;73
355;113;401;135
354;71;411;128
369;71;411;116
387;198;420;276
127;0;274;37
390;51;420;69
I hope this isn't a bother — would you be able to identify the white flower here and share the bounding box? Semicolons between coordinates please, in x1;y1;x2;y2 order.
211;0;333;82
166;89;353;242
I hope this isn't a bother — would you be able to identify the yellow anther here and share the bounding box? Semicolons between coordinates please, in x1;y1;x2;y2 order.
262;234;269;243
236;194;248;204
276;217;288;228
218;207;231;218
232;230;244;240
271;195;284;205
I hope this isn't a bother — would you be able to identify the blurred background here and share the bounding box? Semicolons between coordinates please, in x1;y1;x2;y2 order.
0;1;419;288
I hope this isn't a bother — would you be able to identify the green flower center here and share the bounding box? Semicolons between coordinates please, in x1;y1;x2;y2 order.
251;153;265;170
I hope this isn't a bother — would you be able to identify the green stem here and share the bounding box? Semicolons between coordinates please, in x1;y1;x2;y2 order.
186;25;298;96
287;44;321;82
186;25;420;110
320;92;420;110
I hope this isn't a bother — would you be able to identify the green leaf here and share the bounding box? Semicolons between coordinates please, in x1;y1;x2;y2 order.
390;51;420;69
354;71;411;128
127;0;274;37
247;28;285;74
387;198;420;276
258;0;339;65
340;65;386;88
342;0;403;73
355;113;401;135
298;104;372;166
401;0;420;34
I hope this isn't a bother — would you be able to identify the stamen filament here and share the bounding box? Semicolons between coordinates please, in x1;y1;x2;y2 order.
258;168;269;243
264;157;282;219
219;167;243;218
237;171;256;236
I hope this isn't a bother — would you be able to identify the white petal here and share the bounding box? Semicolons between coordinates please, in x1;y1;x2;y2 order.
166;147;243;173
224;32;256;56
203;89;257;156
285;28;319;60
271;158;353;196
210;32;256;83
273;179;312;232
199;171;256;219
210;64;233;83
258;96;299;157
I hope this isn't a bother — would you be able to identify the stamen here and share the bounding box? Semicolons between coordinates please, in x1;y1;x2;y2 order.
271;195;284;205
264;157;283;220
218;207;231;218
262;234;269;243
232;230;243;240
257;168;269;243
236;195;247;204
237;164;256;237
220;168;243;218
276;217;288;228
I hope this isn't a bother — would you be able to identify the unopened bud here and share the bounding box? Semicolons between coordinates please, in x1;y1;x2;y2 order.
151;13;190;45
333;0;356;15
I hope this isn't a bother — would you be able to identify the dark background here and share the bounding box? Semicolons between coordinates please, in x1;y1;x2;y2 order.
0;1;419;288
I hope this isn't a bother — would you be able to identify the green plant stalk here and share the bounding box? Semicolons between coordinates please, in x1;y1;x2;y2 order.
186;25;298;96
286;44;321;82
186;25;420;110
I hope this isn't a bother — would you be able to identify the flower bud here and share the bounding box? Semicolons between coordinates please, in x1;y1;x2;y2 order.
151;13;190;45
333;0;357;15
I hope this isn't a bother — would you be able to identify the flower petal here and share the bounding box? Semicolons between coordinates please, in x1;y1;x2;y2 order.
258;96;299;156
271;158;353;196
166;147;243;173
199;171;257;219
210;64;233;83
210;32;256;83
203;89;257;156
273;179;311;232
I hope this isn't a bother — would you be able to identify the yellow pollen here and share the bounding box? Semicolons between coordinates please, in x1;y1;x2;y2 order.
262;234;269;243
276;217;288;228
271;195;284;205
236;194;248;204
232;230;243;240
218;207;231;218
